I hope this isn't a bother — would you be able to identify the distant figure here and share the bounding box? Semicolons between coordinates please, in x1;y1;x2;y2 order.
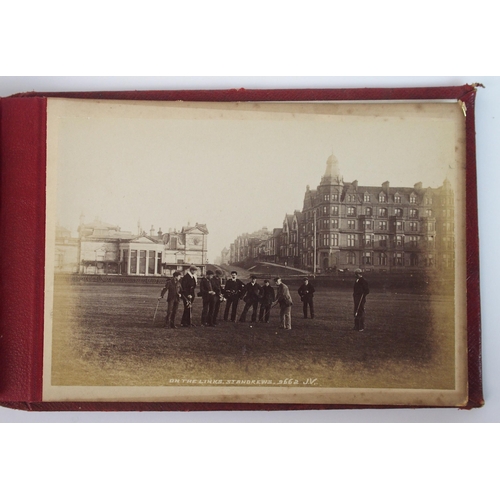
353;268;370;332
211;269;224;326
180;265;198;327
160;271;183;328
259;279;275;323
223;271;245;322
273;277;293;330
239;275;262;323
200;270;217;326
298;277;315;319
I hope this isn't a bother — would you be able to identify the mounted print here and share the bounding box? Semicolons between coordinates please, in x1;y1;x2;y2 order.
0;85;483;410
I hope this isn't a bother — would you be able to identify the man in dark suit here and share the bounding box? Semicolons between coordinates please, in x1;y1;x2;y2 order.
298;277;315;319
239;275;262;323
353;268;369;332
210;269;224;326
180;265;198;327
199;270;217;326
223;271;245;322
160;271;183;328
259;279;275;323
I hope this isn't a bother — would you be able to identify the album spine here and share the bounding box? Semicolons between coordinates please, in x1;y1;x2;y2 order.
0;97;46;405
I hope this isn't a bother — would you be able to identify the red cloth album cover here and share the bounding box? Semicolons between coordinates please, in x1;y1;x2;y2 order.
0;85;483;411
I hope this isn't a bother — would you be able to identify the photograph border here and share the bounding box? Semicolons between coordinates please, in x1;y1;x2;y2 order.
0;84;483;411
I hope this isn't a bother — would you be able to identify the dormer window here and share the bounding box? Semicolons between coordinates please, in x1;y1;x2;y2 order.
394;195;401;203
410;194;417;204
379;193;387;203
364;194;370;202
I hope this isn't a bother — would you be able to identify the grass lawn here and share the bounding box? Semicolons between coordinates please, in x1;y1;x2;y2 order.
50;282;455;390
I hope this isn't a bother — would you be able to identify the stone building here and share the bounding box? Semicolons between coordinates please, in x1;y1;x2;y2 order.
55;218;209;276
228;154;455;274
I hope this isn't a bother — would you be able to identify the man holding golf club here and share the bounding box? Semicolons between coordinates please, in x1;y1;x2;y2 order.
180;265;199;327
159;271;183;328
353;268;369;332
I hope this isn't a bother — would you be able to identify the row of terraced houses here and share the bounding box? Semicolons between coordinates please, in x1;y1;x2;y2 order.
227;155;455;274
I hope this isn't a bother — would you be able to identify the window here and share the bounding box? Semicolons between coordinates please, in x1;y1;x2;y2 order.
425;209;433;217
410;195;417;204
426;222;435;231
332;193;339;202
347;220;356;230
331;234;339;246
363;252;372;265
331;219;339;229
324;194;330;201
379;194;386;202
394;195;401;203
130;250;137;274
365;207;372;216
139;250;147;274
323;206;328;215
123;250;129;274
378;253;387;266
170;236;178;250
395;208;403;217
331;206;339;216
347;252;356;265
379;221;387;231
410;253;419;266
425;197;433;205
395;221;403;231
364;194;370;202
409;209;418;219
379;235;388;247
347;207;356;217
148;250;156;274
364;235;372;247
394;253;403;266
408;236;418;247
379;208;387;217
409;222;418;232
426;254;434;267
363;220;372;230
395;235;403;247
347;234;356;247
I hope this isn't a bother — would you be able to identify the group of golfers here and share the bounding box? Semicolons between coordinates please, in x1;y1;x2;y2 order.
159;266;369;332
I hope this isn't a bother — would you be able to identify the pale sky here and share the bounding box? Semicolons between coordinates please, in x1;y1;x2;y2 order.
49;99;463;261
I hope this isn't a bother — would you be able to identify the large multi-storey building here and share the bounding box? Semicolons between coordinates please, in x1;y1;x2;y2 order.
229;154;455;273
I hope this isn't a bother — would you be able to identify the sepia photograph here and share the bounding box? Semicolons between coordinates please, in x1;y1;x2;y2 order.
43;96;467;406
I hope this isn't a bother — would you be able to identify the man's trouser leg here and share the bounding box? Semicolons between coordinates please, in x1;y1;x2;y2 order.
251;300;258;322
230;298;239;321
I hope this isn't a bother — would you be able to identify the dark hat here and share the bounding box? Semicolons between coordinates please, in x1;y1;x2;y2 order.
189;265;198;272
274;277;281;282
231;270;238;275
303;277;309;281
250;275;257;280
172;271;180;278
263;279;270;284
206;270;214;275
215;270;223;276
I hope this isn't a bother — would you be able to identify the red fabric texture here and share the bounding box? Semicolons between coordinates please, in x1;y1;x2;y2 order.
0;97;46;403
0;86;483;410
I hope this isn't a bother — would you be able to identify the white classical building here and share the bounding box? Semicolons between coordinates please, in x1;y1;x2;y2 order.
55;218;209;276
